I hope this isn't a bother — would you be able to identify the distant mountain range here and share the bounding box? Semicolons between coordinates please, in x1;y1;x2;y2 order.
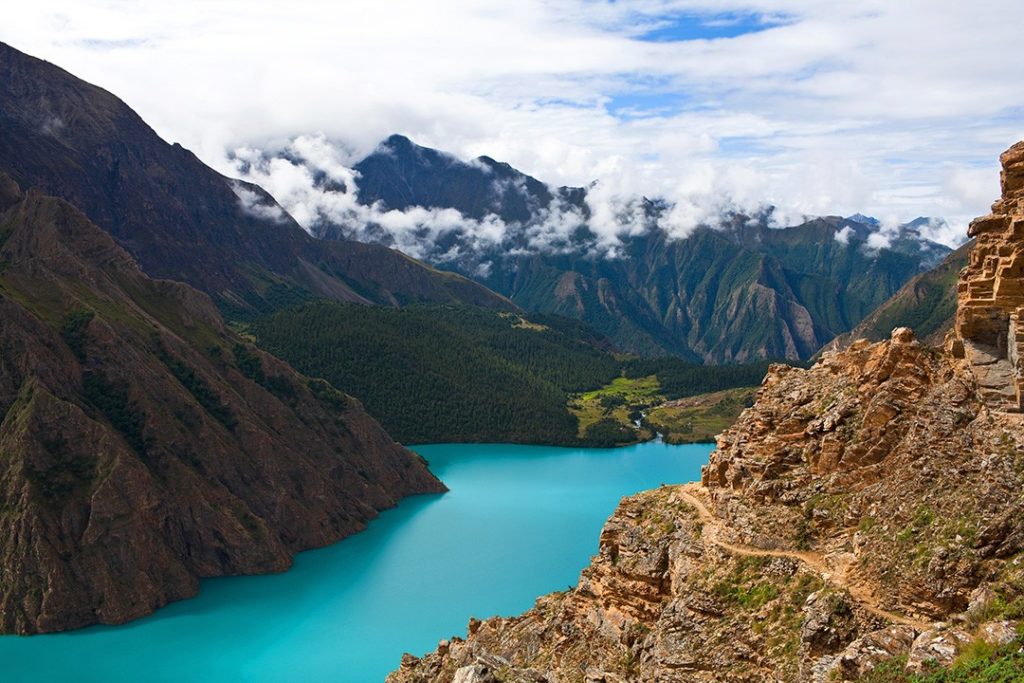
274;134;954;361
824;240;973;352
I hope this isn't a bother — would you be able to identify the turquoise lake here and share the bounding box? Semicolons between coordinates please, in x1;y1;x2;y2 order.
0;440;711;683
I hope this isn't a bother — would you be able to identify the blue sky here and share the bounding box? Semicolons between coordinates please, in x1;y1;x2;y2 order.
635;10;789;42
3;0;1023;246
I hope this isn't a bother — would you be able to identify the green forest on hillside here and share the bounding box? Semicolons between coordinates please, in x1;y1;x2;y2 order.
250;303;780;445
251;303;620;443
623;356;785;397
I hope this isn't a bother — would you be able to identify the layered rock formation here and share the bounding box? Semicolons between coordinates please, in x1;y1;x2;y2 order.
955;141;1024;411
0;176;445;634
389;144;1024;681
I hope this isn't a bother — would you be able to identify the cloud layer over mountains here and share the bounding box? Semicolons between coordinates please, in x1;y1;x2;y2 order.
231;135;526;260
4;1;1022;246
229;134;957;264
229;133;792;259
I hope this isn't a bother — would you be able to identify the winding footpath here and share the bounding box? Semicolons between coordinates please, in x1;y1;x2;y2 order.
676;484;931;630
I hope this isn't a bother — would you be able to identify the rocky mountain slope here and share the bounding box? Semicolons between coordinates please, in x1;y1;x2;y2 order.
388;143;1024;682
825;241;973;352
0;173;444;634
307;134;951;362
0;42;509;317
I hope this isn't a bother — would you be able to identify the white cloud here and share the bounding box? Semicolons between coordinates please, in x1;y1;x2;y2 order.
2;1;1022;248
834;226;854;245
230;134;519;259
229;182;287;223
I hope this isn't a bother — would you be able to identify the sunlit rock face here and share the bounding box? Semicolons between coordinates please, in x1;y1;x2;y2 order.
956;141;1024;410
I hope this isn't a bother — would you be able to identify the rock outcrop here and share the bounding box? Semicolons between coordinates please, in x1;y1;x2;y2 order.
0;177;445;633
390;143;1024;681
956;140;1024;411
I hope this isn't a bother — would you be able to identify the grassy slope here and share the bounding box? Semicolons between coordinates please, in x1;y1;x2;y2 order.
646;387;758;444
569;375;663;444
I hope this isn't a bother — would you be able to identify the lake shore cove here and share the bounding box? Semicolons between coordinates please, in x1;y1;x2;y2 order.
0;441;712;682
390;331;1024;683
389;143;1024;683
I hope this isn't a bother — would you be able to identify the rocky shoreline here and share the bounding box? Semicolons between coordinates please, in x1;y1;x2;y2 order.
387;142;1024;682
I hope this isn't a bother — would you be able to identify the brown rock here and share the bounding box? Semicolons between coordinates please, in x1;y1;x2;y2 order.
829;625;918;680
906;627;973;673
800;590;859;657
978;620;1020;646
956;141;1024;410
891;327;916;344
1000;140;1024;201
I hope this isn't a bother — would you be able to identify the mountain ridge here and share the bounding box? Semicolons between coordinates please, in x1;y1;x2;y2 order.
0;172;445;634
293;133;952;362
0;42;511;317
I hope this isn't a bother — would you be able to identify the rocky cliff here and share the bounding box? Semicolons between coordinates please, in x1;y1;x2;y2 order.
388;144;1024;681
955;141;1024;412
0;175;445;634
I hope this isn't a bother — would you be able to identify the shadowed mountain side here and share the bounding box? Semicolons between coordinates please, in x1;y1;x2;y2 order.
0;41;511;316
0;174;444;634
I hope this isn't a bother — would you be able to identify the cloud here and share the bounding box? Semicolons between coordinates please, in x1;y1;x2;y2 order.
834;226;854;245
3;1;1022;248
39;114;65;137
232;133;970;264
229;181;287;223
865;230;894;252
230;135;518;260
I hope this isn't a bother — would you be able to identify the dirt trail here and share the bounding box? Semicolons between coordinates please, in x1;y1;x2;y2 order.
676;484;930;630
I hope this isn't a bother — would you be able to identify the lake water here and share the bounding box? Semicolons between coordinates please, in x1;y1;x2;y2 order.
0;440;711;683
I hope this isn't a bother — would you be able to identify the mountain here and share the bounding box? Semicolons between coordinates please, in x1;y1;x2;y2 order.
308;135;952;362
0;42;510;318
351;134;585;223
249;302;775;446
389;142;1024;683
251;303;621;444
846;213;881;227
0;173;445;634
825;240;973;352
